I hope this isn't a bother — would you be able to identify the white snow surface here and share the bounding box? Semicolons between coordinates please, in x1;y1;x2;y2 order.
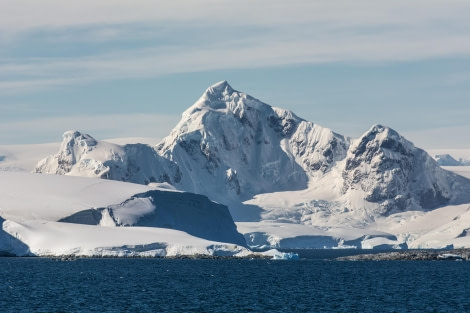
4;81;470;251
236;165;470;250
3;219;248;257
0;172;247;256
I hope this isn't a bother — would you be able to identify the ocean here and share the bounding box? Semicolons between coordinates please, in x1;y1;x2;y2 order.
1;252;469;312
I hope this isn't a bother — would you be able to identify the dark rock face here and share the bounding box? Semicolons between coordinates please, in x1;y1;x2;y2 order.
267;114;298;138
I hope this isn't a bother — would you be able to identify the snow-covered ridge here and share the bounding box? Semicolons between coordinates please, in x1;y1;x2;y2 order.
35;130;181;185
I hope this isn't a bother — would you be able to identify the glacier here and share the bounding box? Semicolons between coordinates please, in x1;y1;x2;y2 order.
0;172;249;257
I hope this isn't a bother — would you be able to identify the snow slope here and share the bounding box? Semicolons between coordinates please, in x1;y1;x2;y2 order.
0;172;247;256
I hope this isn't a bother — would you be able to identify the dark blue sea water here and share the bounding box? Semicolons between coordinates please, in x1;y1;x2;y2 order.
1;251;470;313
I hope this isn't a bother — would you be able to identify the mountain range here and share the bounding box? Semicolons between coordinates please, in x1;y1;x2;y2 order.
2;80;468;253
36;81;470;222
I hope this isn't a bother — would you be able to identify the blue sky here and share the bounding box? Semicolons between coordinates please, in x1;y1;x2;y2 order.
1;0;469;148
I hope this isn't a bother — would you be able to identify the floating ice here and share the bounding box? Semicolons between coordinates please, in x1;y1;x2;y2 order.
261;249;299;260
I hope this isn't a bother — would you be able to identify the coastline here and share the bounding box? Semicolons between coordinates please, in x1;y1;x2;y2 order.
335;249;470;261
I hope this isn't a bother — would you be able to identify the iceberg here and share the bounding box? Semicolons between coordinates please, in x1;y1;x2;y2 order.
260;249;300;260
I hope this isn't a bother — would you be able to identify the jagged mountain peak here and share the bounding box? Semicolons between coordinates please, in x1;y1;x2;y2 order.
175;81;307;144
157;82;313;200
183;80;279;120
205;80;233;96
341;123;469;214
62;130;97;148
156;82;350;200
351;124;413;153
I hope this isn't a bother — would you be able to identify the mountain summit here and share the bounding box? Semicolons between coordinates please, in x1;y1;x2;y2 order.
341;124;470;214
35;81;470;223
157;81;349;202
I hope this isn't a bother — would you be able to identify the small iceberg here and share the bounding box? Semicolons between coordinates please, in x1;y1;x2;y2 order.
437;253;464;261
260;249;299;260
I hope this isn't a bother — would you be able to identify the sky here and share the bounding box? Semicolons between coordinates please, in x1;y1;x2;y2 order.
1;0;469;149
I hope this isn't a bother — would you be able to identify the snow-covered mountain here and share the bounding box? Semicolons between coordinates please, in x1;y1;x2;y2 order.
341;124;470;214
30;81;470;250
35;131;181;185
433;153;470;166
156;81;348;202
35;81;470;213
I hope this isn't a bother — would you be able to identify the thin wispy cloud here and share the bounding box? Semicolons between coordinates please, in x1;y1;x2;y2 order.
1;1;469;92
1;1;468;32
2;32;470;93
1;1;469;147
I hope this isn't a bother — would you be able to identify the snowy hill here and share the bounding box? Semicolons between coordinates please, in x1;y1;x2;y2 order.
25;81;470;250
0;172;247;256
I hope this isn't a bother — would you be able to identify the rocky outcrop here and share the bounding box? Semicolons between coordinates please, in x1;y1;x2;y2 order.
336;249;470;261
